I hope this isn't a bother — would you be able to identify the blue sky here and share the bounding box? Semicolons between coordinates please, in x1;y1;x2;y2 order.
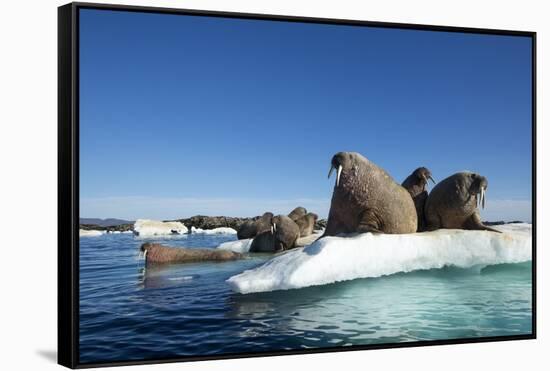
79;9;532;221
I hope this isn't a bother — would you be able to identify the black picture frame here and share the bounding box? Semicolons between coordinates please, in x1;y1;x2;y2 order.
58;2;537;369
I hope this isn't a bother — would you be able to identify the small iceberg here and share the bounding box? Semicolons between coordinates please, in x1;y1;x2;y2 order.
190;226;237;235
217;239;254;254
227;223;532;294
79;229;104;237
133;219;188;237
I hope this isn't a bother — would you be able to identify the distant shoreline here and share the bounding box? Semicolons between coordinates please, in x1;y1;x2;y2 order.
79;216;526;233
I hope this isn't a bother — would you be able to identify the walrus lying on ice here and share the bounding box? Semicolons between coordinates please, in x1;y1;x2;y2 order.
140;242;243;265
424;171;500;233
324;152;417;236
249;214;300;253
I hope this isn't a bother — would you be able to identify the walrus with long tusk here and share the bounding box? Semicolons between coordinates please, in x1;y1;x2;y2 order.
249;230;278;253
324;152;417;236
424;171;500;233
272;215;300;251
237;212;274;240
140;243;243;265
402;167;435;231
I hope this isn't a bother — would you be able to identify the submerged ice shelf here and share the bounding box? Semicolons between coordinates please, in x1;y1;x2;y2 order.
227;224;532;294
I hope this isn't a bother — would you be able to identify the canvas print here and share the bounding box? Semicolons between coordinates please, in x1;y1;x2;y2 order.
78;8;533;364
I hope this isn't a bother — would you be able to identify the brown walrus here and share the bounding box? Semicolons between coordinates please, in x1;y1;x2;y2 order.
295;212;318;237
324;152;417;236
424;171;500;232
287;207;307;222
249;230;278;253
249;215;300;252
140;243;243;265
402;167;435;232
272;215;300;251
236;212;273;240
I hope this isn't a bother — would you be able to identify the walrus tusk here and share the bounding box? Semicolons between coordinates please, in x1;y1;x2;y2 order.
328;165;334;179
271;223;277;233
143;249;148;261
481;187;486;209
336;165;343;187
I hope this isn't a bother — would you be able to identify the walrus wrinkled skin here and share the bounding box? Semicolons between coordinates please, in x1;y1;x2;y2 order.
324;152;417;236
236;212;273;240
249;230;279;253
272;215;300;251
295;212;318;237
287;207;307;222
402;167;435;232
424;171;500;233
140;243;243;265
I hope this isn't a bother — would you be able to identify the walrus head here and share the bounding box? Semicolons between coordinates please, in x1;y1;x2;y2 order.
327;152;356;187
261;212;274;221
139;242;158;260
465;172;488;209
287;207;307;222
413;167;435;185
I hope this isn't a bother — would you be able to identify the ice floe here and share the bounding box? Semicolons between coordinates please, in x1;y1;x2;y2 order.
217;239;254;254
133;219;188;237
79;229;104;237
190;226;237;234
227;223;532;294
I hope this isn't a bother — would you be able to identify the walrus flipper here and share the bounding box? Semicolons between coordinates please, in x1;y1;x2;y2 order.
464;213;502;233
356;210;383;234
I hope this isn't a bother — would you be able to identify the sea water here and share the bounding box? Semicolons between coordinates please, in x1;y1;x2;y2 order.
79;232;532;364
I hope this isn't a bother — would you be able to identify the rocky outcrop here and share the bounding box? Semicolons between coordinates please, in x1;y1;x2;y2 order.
173;215;261;231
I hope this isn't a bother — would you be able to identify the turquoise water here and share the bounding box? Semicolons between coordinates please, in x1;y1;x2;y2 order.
79;233;532;364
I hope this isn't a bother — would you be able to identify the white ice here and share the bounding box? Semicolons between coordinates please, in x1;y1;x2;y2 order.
79;229;104;237
215;231;323;254
217;239;254;254
227;223;532;294
133;219;188;236
190;226;237;235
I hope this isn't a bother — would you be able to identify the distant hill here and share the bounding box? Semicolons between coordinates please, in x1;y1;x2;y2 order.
79;218;134;227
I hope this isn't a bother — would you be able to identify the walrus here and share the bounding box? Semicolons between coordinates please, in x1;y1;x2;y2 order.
402;167;435;232
424;171;500;232
236;212;273;240
287;207;307;222
295;212;318;237
140;242;243;265
272;215;300;251
249;230;279;253
324;152;417;236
